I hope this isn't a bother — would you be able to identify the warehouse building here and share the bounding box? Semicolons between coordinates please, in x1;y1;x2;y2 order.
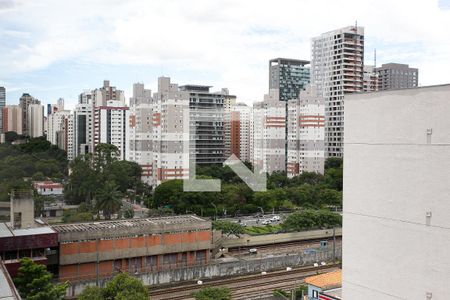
52;215;212;282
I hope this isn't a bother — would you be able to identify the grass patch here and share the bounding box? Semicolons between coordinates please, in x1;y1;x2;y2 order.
244;224;282;235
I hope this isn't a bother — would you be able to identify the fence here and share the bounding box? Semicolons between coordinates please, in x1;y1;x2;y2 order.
66;247;342;297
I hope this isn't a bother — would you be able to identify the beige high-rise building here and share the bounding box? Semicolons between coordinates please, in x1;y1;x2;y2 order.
152;77;190;184
253;89;286;174
287;85;325;177
126;83;154;185
228;103;253;163
19;93;40;136
2;105;23;135
312;25;364;158
27;104;44;138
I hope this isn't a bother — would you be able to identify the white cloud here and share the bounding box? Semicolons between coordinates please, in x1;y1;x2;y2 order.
1;0;450;104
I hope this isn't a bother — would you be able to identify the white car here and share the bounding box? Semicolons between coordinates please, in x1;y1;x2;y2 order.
261;219;271;225
270;215;281;222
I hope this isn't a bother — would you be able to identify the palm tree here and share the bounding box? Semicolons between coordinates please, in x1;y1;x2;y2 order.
95;180;122;220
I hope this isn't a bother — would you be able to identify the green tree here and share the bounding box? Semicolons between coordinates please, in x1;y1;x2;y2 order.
94;143;120;171
77;286;104;300
281;209;341;232
103;273;148;300
64;154;97;204
95;180;123;220
13;257;67;300
212;220;244;237
193;287;231;300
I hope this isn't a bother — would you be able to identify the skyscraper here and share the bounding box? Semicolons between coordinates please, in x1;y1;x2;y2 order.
253;90;286;174
287;85;325;177
0;87;5;133
311;25;364;157
19;93;40;136
269;58;310;102
2;105;22;134
376;63;418;90
27;104;44;138
126;83;154;185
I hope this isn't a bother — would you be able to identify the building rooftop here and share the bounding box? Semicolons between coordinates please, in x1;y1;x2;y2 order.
0;260;21;300
269;58;310;65
0;223;13;238
52;215;209;234
305;269;342;289
179;85;212;92
0;222;56;238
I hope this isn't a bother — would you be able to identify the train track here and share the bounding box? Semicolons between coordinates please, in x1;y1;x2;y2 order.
149;263;339;300
227;237;341;256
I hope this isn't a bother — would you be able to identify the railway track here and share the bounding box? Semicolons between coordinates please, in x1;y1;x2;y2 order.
149;263;339;300
227;237;341;253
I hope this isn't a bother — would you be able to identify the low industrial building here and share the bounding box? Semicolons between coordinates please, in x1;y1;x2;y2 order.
305;269;342;300
0;191;59;276
52;215;212;282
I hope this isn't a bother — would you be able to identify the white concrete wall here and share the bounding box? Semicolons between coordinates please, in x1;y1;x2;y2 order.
343;84;450;300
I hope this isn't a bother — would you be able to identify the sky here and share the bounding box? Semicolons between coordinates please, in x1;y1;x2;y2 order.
1;0;450;109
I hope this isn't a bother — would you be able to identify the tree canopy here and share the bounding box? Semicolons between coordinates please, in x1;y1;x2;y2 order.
0;137;67;202
150;159;343;217
64;143;144;219
13;257;67;300
193;287;232;300
77;273;148;300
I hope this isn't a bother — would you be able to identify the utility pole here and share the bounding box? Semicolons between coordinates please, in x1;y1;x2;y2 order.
333;227;336;262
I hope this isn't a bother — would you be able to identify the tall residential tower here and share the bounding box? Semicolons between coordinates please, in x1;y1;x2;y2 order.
312;25;364;157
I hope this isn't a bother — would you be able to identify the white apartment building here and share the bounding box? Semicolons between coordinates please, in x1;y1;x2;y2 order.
229;103;253;163
253;89;286;174
312;25;364;158
2;105;22;134
47;110;71;146
363;65;379;92
343;84;450;299
94;100;128;160
72;103;94;158
152;77;190;185
287;85;325;177
126;83;154;185
27;104;44;138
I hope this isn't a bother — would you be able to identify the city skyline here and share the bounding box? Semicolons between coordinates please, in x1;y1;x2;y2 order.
1;0;450;109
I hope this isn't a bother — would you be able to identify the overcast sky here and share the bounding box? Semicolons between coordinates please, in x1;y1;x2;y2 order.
1;0;450;109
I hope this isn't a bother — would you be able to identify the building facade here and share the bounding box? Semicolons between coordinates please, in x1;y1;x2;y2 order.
363;65;379;92
72;103;94;159
47;110;71;148
376;63;418;90
269;58;310;102
52;215;212;283
229;103;253;163
126;83;154;185
2;105;22;135
27;104;44;138
312;25;364;158
253;90;286;174
94;100;128;160
19;93;40;136
0;87;5;133
343;84;450;299
287;85;325;177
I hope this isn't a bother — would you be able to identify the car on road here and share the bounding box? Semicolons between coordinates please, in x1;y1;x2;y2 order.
249;248;258;254
270;215;281;222
261;219;271;225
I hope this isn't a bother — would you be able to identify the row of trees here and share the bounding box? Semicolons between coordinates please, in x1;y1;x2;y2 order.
150;158;343;217
0;137;67;202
